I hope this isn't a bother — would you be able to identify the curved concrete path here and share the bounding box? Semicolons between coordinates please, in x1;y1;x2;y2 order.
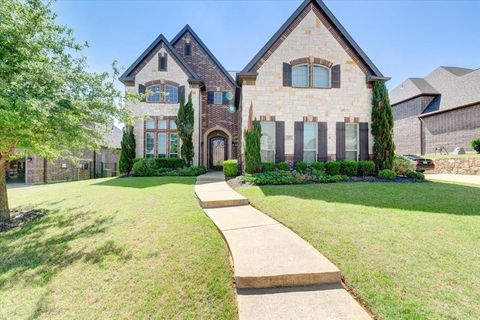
195;172;371;320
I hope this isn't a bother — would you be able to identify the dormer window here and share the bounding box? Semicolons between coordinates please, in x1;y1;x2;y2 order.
313;65;330;88
184;43;192;56
292;64;309;88
146;85;161;102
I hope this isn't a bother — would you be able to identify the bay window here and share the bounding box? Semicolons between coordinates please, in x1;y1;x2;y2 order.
345;123;358;160
260;122;275;162
303;123;317;163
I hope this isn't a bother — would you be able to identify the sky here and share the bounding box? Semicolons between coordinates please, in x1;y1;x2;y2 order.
52;0;480;91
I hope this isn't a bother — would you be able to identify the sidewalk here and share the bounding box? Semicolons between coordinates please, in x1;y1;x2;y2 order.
426;173;480;186
195;171;371;320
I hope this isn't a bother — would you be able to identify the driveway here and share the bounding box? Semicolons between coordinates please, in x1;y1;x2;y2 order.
426;173;480;186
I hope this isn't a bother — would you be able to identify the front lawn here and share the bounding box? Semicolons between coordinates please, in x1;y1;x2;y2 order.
1;177;237;319
238;181;480;320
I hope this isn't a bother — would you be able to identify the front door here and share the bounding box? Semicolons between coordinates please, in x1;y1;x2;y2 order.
209;136;227;170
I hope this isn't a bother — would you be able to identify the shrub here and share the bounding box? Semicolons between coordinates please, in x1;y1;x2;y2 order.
325;161;341;175
240;171;297;185
223;160;238;177
275;161;289;171
340;161;358;176
378;169;396;180
262;162;276;172
177;166;207;176
406;170;425;180
132;158;190;176
357;161;376;176
294;161;308;173
244;120;262;173
311;161;325;173
154;158;185;169
132;158;157;176
119;126;136;175
471;137;480;154
392;155;415;176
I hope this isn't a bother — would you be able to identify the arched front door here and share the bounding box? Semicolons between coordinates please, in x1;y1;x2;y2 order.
209;136;228;170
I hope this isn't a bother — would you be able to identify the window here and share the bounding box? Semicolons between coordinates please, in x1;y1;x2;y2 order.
213;92;223;105
345;123;358;161
158;133;167;158
313;65;330;88
146;85;161;102
169;133;178;158
303;123;317;163
169;120;177;130
260;122;275;162
158;119;167;130
159;56;167;71
164;85;178;103
145;132;155;158
292;65;309;88
184;43;192;56
145;119;155;129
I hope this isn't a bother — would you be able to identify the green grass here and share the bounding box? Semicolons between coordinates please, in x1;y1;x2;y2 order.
237;181;480;320
1;177;237;319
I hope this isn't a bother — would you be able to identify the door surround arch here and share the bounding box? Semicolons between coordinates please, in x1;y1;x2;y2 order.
203;126;233;167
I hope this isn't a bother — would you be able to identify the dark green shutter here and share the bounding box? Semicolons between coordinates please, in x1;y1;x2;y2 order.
275;121;285;163
207;91;214;104
178;86;185;102
317;122;328;161
359;122;369;160
283;63;292;87
222;91;231;105
336;122;345;160
138;84;146;102
294;121;304;162
332;64;341;88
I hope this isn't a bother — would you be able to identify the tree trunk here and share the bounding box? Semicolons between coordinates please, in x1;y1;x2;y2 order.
0;160;10;221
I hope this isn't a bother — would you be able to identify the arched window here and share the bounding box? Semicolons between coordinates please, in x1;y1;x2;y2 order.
164;85;178;103
292;64;309;88
146;85;161;102
313;65;330;88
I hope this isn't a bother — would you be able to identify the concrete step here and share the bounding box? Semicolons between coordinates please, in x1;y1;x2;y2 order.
204;206;341;289
195;182;249;208
237;284;371;320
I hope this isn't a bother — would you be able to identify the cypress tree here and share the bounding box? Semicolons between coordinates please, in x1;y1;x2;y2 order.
176;91;194;166
244;120;262;174
119;126;136;175
371;80;395;170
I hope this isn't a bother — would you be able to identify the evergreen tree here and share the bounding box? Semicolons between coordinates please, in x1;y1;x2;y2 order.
371;80;395;170
119;126;136;175
244;120;262;174
176;91;194;166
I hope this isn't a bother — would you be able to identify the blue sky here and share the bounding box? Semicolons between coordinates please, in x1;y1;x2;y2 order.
52;0;480;90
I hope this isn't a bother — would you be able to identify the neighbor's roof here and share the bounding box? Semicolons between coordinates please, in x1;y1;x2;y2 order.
103;125;122;149
171;25;236;87
240;0;385;78
390;66;480;112
119;34;201;83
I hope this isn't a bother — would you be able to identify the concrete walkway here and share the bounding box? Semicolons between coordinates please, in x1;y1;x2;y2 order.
195;171;371;320
426;173;480;186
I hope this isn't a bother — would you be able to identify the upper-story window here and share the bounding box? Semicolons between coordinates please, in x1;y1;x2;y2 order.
158;55;167;71
184;43;192;56
292;65;309;88
146;85;161;102
313;65;330;88
213;92;223;105
164;85;178;103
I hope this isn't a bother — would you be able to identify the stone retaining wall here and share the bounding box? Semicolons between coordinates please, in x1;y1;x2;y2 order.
430;157;480;175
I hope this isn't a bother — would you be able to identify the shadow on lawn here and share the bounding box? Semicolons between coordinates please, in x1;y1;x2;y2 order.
255;181;480;216
93;176;195;189
0;205;132;290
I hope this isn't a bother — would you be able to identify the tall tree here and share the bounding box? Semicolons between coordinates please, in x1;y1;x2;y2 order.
243;102;262;174
371;80;395;170
119;126;136;175
175;92;194;166
0;0;128;220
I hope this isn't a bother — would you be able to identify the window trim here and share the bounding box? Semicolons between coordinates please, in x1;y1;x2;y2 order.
312;64;331;88
292;64;310;88
303;122;318;163
345;123;359;161
144;116;179;158
260;121;276;163
213;91;223;105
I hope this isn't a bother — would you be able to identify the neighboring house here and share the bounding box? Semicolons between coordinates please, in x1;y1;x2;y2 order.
120;0;387;168
5;126;122;184
390;66;480;155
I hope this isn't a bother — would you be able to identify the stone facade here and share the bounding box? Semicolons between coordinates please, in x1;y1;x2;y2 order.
429;156;480;175
240;8;374;160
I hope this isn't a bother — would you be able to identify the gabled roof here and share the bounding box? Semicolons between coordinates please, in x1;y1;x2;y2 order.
119;34;201;84
171;24;236;87
240;0;384;78
440;66;474;77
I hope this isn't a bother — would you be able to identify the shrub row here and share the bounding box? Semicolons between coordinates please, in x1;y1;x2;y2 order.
132;158;206;176
223;160;238;177
291;160;376;177
133;157;184;169
239;171;348;185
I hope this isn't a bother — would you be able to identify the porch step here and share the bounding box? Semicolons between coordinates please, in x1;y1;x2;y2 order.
195;174;249;208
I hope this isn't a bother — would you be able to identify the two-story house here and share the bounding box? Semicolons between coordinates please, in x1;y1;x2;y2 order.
120;0;387;169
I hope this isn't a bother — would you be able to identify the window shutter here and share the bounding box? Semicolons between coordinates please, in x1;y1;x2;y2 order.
222;91;230;105
294;121;304;162
317;122;328;162
332;64;341;88
178;86;185;101
359;122;369;160
207;91;214;104
138;84;146;102
275;121;285;163
336;122;345;160
283;63;292;87
158;54;167;71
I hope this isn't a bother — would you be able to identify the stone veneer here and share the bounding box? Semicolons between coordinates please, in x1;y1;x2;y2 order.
429;156;480;175
241;9;373;160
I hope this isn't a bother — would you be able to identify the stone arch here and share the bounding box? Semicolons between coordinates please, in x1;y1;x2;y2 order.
203;126;233;168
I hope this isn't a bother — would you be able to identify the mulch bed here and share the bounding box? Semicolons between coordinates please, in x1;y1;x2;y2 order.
0;208;49;233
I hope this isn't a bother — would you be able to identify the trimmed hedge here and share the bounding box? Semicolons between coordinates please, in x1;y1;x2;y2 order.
311;161;325;173
378;169;396;180
325;161;341;176
406;170;425;180
132;157;205;176
275;161;289;171
240;171;348;185
393;155;415;176
358;161;376;176
340;161;358;176
223;160;238;177
294;161;308;173
262;162;276;172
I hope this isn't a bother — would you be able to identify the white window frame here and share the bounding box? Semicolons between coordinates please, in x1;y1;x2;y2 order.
312;65;331;88
292;64;310;88
303;122;318;163
213;91;223;105
260;121;276;163
345;123;359;161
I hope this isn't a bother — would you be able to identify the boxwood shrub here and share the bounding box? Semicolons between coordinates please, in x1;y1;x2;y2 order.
406;170;425;180
471;137;480;154
294;161;308;173
325;161;341;175
340;161;358;176
275;161;289;171
357;161;376;176
393;155;415;176
132;157;204;176
378;169;396;180
262;162;276;172
311;161;325;174
223;160;238;177
239;171;348;185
